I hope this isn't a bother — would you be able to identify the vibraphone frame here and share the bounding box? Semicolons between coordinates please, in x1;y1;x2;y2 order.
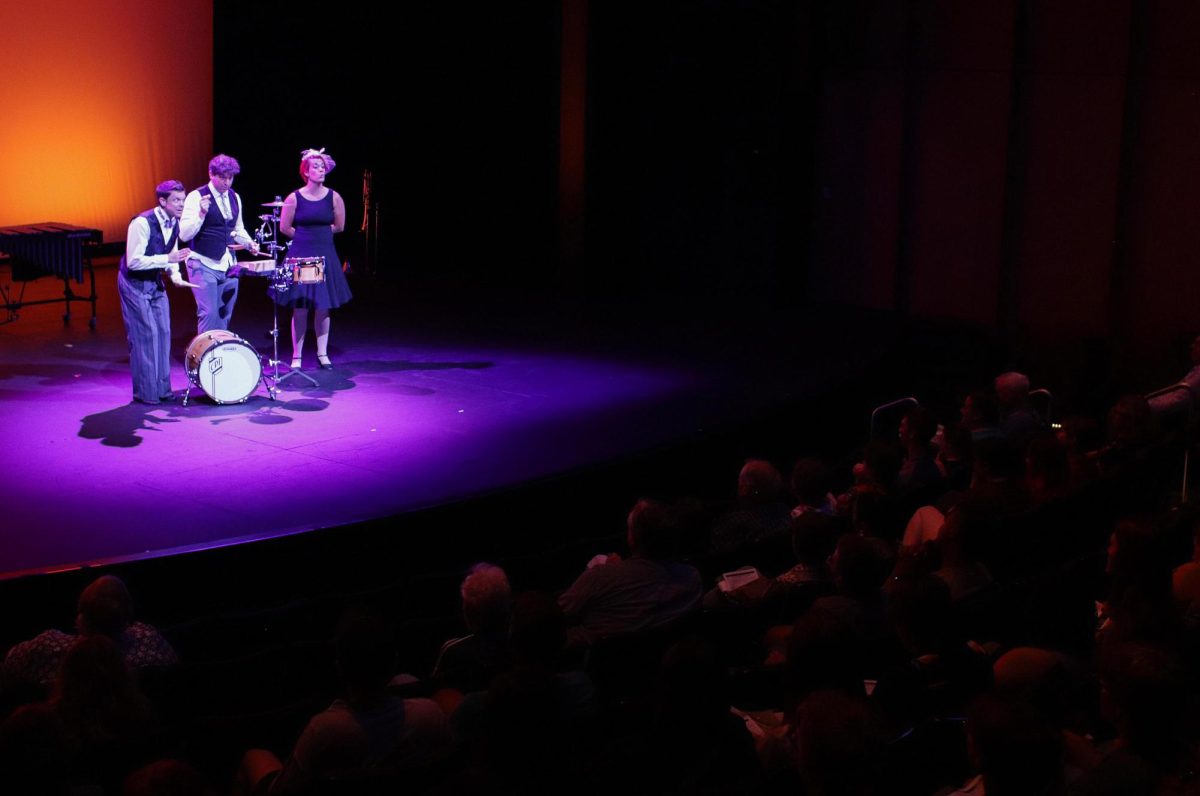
0;223;102;328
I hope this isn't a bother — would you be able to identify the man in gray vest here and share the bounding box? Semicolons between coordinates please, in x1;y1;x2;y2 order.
179;154;260;333
117;180;192;404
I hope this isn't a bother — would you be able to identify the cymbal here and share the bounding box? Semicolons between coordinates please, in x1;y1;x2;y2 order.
261;200;285;208
258;214;277;221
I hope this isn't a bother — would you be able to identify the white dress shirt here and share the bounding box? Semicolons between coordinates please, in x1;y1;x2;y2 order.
124;207;179;271
179;181;254;273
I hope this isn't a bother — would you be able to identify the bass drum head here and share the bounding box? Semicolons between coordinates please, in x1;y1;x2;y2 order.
187;333;261;404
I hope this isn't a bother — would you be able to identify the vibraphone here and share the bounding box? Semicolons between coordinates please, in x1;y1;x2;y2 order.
0;222;102;327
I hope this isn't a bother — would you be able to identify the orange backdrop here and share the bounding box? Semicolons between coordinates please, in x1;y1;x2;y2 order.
0;1;213;243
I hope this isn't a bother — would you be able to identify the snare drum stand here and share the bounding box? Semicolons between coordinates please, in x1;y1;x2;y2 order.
264;244;318;393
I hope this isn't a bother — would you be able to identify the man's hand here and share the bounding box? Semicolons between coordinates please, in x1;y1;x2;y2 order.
198;195;211;216
168;247;191;263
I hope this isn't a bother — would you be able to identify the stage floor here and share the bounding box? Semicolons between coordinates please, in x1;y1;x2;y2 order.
0;264;885;580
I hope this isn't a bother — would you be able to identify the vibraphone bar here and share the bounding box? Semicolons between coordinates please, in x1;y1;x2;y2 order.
0;222;102;327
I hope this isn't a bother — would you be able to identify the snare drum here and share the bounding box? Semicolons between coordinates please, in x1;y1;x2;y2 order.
285;256;325;285
184;330;262;404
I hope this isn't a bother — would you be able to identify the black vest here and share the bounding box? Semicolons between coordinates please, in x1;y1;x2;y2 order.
120;209;180;281
187;185;239;260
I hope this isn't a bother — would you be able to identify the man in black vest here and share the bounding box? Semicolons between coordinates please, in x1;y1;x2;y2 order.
179;154;259;333
117;180;192;404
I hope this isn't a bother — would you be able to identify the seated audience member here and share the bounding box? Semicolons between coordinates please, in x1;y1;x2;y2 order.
961;440;1034;582
430;562;513;693
793;689;888;796
968;437;1030;513
448;592;598;792
123;758;214;796
1171;517;1200;624
931;501;994;603
704;510;838;615
994;371;1045;447
775;512;840;592
1025;434;1073;507
1097;518;1178;649
776;533;900;685
992;646;1099;778
1146;333;1200;417
960;389;1002;443
895;405;944;500
1091;395;1157;480
872;574;992;728
945;693;1065;796
558;498;701;648
848;483;906;545
1055;414;1103;483
239;608;451;795
702;512;840;664
936;420;975;492
848;440;902;499
0;635;161;795
1072;642;1198;794
709;459;793;566
900;503;947;552
789;457;837;519
648;637;761;792
2;574;177;695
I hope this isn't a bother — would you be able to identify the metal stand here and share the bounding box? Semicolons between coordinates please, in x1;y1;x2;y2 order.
269;293;318;391
256;220;318;392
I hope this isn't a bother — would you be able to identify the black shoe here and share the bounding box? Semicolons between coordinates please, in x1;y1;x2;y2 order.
317;355;333;370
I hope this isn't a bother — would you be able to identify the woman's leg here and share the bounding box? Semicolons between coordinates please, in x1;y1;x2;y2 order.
290;307;309;367
315;309;331;363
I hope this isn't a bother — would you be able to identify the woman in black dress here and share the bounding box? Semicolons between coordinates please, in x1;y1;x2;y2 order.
275;148;352;369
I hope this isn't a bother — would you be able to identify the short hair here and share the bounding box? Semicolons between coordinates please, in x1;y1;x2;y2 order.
994;371;1030;403
627;498;679;560
461;563;512;634
208;154;241;178
77;575;134;638
967;693;1064;793
793;690;887;795
154;180;184;201
300;148;337;179
738;458;784;501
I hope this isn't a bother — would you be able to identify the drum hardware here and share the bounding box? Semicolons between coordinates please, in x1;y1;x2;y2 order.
269;274;319;391
245;197;314;391
259;246;318;390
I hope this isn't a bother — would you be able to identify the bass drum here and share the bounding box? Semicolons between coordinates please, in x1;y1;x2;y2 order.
184;330;262;404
